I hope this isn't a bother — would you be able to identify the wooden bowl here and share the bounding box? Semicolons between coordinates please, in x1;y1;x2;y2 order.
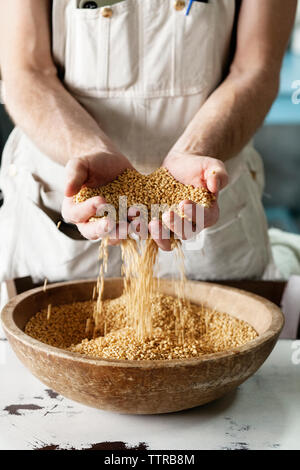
1;278;284;414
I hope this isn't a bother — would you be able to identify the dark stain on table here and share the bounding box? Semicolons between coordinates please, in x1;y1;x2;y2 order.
85;441;148;451
225;416;251;430
45;389;60;400
37;444;60;450
43;404;62;416
34;441;149;451
222;441;250;450
4;404;44;416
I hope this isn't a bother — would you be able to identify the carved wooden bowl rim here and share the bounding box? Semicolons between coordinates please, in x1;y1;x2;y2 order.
1;278;284;368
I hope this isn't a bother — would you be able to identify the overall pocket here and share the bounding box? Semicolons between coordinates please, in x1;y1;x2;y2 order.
172;0;214;93
64;0;138;95
64;0;215;97
143;0;214;96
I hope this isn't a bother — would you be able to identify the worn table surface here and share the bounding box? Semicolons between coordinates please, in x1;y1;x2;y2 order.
0;333;299;450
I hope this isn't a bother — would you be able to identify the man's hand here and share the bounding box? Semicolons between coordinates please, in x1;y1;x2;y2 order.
148;152;228;251
62;152;134;240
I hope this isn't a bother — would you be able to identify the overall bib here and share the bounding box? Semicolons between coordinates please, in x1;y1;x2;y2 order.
0;0;272;284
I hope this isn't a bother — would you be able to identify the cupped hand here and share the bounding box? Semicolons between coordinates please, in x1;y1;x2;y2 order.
148;152;228;251
62;152;134;241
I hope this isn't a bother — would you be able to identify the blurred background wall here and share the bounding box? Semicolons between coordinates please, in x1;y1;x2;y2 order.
254;3;300;235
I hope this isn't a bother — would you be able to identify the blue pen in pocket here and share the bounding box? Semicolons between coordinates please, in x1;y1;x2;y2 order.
186;0;209;16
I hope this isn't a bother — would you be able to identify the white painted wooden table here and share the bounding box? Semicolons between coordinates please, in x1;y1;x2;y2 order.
0;333;299;450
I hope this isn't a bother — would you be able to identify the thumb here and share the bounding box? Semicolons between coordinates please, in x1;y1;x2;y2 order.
205;167;228;194
64;158;89;197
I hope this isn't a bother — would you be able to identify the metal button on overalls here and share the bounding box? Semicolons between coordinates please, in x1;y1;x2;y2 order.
101;7;113;18
174;1;186;11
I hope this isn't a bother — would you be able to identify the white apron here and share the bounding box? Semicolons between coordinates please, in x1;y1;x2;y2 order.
0;0;273;283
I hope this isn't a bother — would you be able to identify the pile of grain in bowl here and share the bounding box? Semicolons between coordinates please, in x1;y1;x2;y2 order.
25;167;258;360
25;293;258;360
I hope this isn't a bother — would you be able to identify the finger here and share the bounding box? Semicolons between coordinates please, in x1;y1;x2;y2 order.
77;217;115;240
108;221;129;245
204;201;219;228
204;167;228;194
65;158;89;197
107;238;122;246
128;205;141;220
178;200;197;222
62;196;106;224
179;200;218;231
162;210;196;240
178;200;204;235
128;205;148;222
128;217;149;240
148;219;172;251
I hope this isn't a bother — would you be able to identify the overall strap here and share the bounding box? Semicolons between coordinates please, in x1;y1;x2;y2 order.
52;0;72;76
224;0;243;77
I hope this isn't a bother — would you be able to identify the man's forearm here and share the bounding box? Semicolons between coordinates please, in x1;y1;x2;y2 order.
171;67;279;162
3;69;120;165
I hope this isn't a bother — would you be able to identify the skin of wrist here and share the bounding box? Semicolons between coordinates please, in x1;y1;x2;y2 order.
165;150;208;164
70;149;123;163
